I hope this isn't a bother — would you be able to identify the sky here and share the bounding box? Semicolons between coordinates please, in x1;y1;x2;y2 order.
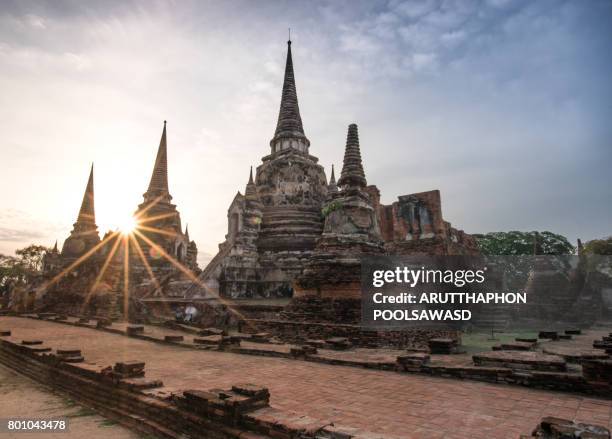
0;0;611;266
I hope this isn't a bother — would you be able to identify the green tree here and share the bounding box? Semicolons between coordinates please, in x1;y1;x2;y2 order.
0;254;25;286
473;231;575;255
0;245;50;287
582;237;612;255
15;244;49;272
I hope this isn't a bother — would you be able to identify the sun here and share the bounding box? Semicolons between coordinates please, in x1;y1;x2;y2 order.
118;215;138;235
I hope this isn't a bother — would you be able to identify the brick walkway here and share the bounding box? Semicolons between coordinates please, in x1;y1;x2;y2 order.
0;363;140;439
1;317;611;439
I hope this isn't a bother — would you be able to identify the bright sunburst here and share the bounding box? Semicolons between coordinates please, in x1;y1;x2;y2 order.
119;215;138;235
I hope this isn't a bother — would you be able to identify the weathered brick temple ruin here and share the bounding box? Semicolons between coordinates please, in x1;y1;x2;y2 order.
36;122;198;316
152;39;478;345
3;38;612;439
24;39;608;352
191;39;477;295
27;39;480;345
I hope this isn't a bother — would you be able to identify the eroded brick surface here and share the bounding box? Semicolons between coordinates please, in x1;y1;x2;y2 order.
1;317;611;439
0;363;140;439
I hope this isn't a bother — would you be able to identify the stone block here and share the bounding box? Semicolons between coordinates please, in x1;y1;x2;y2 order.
126;325;144;335
397;353;430;372
325;337;352;351
96;318;111;328
500;341;534;351
183;389;220;408
516;337;538;343
473;351;566;372
290;345;317;357
118;378;163;391
59;355;84;363
302;345;318;355
57;348;81;356
305;339;327;349
529;417;611;439
114;361;145;378
583;359;612;383
565;329;581;335
428;338;459;354
164;335;184;342
581;352;611;362
221;335;241;346
37;313;56;319
397;352;430;363
231;383;270;399
24;345;52;353
198;327;227;336
593;340;612;350
538;331;559;340
250;332;271;343
194;335;223;345
290;347;306;357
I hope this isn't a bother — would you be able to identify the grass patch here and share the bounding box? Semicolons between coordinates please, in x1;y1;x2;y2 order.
461;330;538;355
67;407;97;418
99;419;118;427
62;398;78;408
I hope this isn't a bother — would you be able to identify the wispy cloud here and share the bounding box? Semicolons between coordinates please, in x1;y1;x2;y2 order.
0;0;610;261
0;209;64;255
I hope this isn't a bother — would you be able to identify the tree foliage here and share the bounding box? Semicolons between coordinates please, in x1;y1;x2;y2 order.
583;236;612;255
15;245;49;272
0;244;50;287
473;231;575;256
0;254;22;286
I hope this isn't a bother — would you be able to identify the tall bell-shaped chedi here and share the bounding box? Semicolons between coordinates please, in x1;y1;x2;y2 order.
61;164;101;259
133;121;197;270
197;39;328;299
269;39;310;155
295;123;384;301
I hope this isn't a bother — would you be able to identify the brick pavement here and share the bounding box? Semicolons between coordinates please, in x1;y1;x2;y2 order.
0;363;140;439
1;316;610;439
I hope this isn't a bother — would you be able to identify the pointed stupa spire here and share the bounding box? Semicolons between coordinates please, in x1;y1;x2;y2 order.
245;166;257;197
185;223;190;241
77;163;96;224
270;38;309;153
62;163;100;258
145;121;171;201
338;124;367;188
52;240;59;253
327;164;338;194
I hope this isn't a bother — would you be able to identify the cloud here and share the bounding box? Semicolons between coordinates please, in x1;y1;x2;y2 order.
63;52;92;71
0;0;610;263
24;14;46;29
0;209;64;251
393;0;438;19
0;227;45;243
410;52;438;71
